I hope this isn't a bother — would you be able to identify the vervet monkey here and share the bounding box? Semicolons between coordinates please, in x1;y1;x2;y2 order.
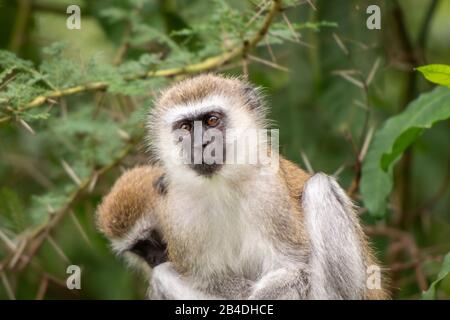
97;75;388;299
142;74;388;300
96;166;168;272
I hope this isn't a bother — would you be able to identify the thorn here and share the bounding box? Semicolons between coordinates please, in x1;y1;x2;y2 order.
300;151;314;174
60;160;82;186
265;37;277;62
359;126;375;161
282;12;301;42
332;69;360;75
46;235;70;264
245;1;269;28
0;229;17;251
242;58;249;78
35;275;49;300
1;273;16;300
333;164;346;178
305;0;317;11
18;118;36;135
88;172;98;193
248;54;289;72
116;129;131;141
332;33;349;56
366;57;381;86
69;210;92;248
8;239;27;269
46;204;56;215
334;72;364;88
353;99;369;111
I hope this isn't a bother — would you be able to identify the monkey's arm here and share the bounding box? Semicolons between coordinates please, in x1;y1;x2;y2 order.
248;266;309;300
150;263;258;300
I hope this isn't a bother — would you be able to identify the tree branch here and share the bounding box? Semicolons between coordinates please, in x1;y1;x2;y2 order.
0;0;282;124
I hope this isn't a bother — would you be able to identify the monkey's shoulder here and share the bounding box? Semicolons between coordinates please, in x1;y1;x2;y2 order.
278;157;310;203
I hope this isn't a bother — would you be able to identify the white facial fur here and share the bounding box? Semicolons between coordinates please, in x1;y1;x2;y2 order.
150;94;266;185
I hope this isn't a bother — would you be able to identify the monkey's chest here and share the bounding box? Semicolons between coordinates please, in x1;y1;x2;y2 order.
170;202;292;281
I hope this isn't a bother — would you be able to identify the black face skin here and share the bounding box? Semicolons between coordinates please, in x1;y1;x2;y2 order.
172;109;227;177
129;229;168;268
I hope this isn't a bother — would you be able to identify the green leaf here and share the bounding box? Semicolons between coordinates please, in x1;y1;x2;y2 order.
361;86;450;217
417;64;450;88
422;252;450;300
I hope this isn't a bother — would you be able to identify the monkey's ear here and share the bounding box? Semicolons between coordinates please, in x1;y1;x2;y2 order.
241;83;263;110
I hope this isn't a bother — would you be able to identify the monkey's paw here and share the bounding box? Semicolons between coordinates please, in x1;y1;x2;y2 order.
149;262;179;300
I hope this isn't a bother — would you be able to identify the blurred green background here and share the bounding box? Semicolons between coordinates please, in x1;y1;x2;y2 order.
0;0;449;299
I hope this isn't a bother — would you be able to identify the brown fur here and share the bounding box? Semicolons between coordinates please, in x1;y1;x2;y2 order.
96;166;164;239
268;157;311;249
156;74;248;111
148;74;268;143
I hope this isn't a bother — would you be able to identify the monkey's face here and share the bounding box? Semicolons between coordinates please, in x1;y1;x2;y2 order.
148;74;269;181
169;99;229;177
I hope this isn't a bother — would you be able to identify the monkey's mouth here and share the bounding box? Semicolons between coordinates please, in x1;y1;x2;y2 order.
190;163;223;176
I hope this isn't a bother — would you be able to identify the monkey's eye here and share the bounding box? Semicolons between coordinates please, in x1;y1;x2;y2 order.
179;122;192;131
205;115;220;127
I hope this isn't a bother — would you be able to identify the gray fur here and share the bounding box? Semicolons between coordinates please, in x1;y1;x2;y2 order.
303;173;366;299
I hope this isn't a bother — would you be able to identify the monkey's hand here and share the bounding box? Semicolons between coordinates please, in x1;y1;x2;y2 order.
150;262;220;300
248;266;309;300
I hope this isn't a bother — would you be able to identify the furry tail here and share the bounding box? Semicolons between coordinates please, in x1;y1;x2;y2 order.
302;173;379;299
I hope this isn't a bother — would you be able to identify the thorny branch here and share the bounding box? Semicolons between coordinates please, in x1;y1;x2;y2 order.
0;0;282;124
